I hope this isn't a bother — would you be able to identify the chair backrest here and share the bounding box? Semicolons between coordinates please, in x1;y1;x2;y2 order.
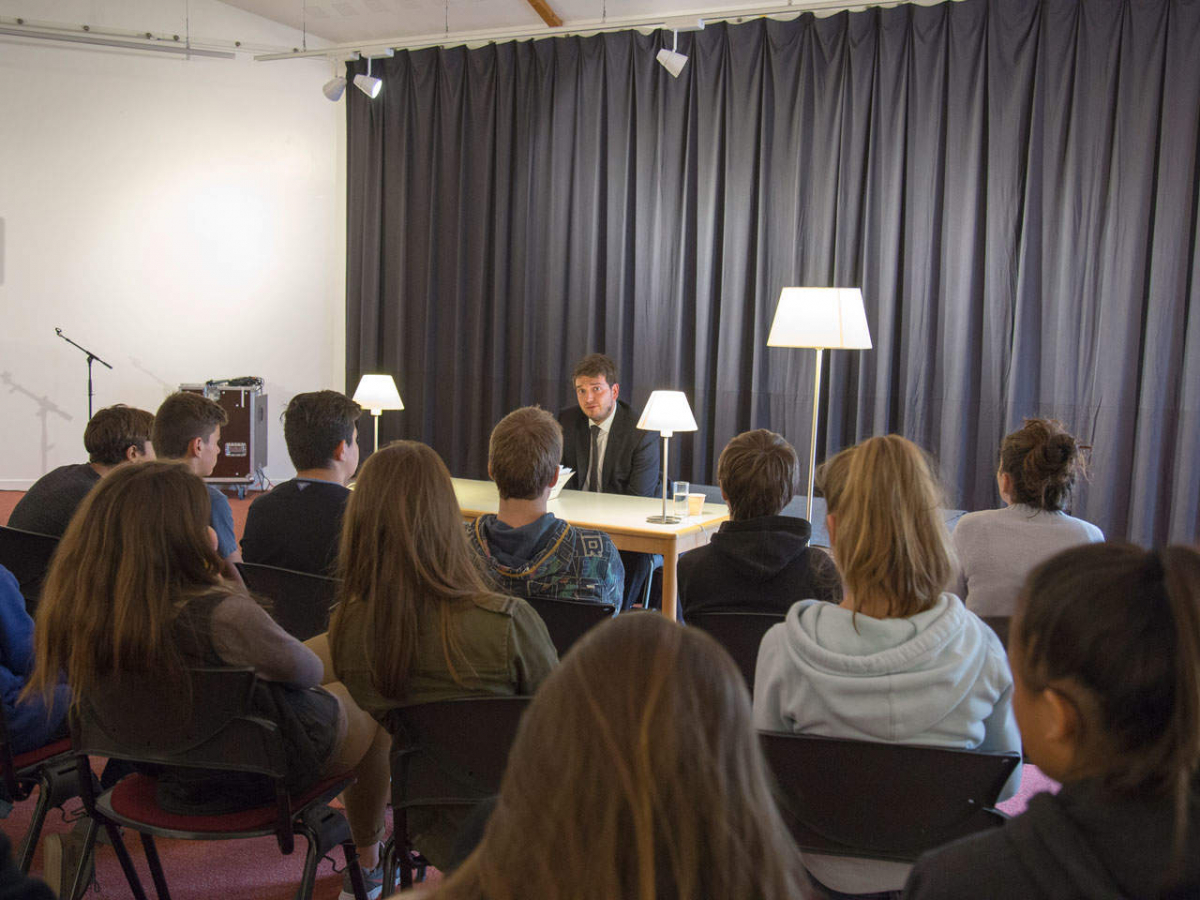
686;610;785;691
0;526;61;612
236;562;339;641
759;732;1020;862
523;595;615;656
388;696;531;812
72;667;285;779
0;697;22;802
981;616;1011;649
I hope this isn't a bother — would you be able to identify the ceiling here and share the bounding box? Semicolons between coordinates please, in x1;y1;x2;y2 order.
221;0;898;47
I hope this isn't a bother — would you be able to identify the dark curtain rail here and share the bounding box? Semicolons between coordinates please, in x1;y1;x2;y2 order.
345;0;1200;546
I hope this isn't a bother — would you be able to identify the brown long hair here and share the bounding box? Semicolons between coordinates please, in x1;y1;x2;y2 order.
817;434;953;618
1014;542;1200;872
328;441;498;700
434;614;811;900
25;461;227;705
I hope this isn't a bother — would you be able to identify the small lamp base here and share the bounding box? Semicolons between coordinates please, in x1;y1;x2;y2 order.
646;514;682;524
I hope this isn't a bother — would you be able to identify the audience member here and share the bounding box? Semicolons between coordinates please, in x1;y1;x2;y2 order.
429;614;811;900
905;543;1200;899
8;404;153;537
1;564;69;754
558;353;659;610
151;392;242;581
753;435;1022;899
952;417;1102;616
677;429;839;622
241;390;361;575
467;406;623;610
25;462;389;900
326;441;557;878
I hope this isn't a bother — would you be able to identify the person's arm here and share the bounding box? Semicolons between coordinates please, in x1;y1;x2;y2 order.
209;593;324;687
626;424;661;498
751;624;792;732
600;538;625;613
0;567;35;677
509;600;558;693
977;647;1024;800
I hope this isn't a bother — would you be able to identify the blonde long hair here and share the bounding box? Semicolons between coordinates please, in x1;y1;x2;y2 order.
328;440;498;699
435;614;811;900
817;434;953;618
26;461;228;705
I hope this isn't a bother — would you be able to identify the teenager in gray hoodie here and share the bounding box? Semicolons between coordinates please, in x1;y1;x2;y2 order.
753;435;1021;898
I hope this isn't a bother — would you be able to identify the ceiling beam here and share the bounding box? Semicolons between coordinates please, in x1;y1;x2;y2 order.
525;0;563;29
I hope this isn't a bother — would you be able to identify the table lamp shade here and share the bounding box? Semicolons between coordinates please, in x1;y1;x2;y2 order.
637;390;699;437
767;287;872;350
352;374;405;412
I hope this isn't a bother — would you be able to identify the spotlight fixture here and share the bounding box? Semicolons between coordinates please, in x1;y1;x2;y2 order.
323;75;347;101
323;56;347;100
354;55;382;98
656;17;703;79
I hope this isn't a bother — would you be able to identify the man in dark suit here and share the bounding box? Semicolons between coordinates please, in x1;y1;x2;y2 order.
558;353;660;609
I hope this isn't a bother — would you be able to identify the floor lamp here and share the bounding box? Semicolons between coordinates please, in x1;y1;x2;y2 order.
767;287;872;522
352;374;404;455
637;390;699;524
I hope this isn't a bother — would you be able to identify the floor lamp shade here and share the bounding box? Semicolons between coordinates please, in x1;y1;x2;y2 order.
766;287;872;350
767;287;872;523
637;390;699;523
352;374;404;454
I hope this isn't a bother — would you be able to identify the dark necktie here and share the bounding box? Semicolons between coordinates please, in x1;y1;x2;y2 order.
587;424;601;492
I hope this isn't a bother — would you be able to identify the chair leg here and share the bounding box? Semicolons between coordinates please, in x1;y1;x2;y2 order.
380;838;397;899
342;842;369;900
63;817;101;900
291;830;326;900
107;824;151;900
139;832;172;900
15;788;49;873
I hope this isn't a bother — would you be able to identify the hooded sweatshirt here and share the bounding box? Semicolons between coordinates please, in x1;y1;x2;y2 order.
904;779;1200;899
753;594;1022;894
676;516;840;622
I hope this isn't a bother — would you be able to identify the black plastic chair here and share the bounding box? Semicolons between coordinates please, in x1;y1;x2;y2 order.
523;595;615;656
0;526;60;613
236;562;339;641
981;616;1011;649
382;696;531;894
0;700;81;876
686;610;785;692
71;667;368;900
759;732;1020;862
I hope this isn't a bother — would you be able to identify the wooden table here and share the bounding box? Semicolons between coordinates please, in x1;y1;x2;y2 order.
453;478;730;621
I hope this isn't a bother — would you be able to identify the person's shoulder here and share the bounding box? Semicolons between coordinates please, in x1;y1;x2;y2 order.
206;483;233;508
563;522;617;554
906;826;1019;899
557;405;583;425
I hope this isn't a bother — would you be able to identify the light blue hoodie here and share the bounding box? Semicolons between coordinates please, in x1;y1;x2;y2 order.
752;593;1022;894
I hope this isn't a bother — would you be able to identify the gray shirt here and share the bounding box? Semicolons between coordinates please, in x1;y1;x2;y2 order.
951;503;1104;616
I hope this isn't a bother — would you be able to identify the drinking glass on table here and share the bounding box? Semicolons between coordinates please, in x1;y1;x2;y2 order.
672;481;690;518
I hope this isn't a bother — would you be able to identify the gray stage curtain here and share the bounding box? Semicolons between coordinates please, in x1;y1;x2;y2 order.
346;0;1200;546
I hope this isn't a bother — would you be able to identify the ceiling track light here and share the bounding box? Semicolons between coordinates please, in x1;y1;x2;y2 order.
354;54;383;98
656;29;688;78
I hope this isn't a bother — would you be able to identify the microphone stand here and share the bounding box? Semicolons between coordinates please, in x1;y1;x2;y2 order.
55;328;113;419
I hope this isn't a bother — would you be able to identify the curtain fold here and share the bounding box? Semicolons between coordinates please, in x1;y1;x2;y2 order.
347;0;1200;545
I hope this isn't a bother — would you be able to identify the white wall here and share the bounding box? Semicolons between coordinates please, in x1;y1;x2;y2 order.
0;0;346;487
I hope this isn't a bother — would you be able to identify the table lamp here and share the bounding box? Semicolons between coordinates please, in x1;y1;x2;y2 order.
767;287;872;521
637;390;699;524
352;374;404;455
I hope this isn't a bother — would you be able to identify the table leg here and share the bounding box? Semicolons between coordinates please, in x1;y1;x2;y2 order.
661;544;679;622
